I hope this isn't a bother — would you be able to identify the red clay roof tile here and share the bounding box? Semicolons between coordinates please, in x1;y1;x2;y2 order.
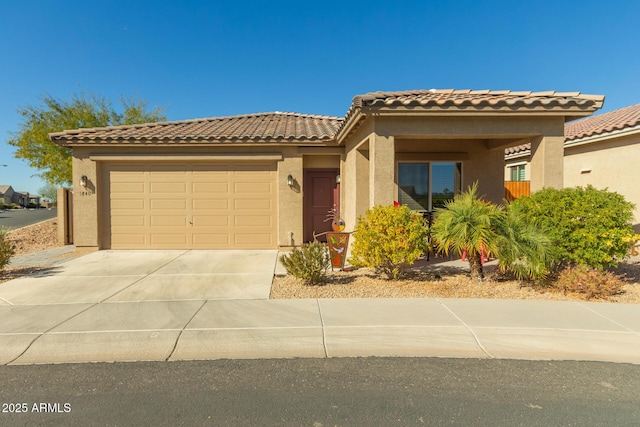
49;89;605;146
49;112;343;144
565;103;640;141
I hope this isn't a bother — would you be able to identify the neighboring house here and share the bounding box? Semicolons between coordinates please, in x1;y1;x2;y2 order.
505;103;640;231
12;191;29;207
0;185;15;205
49;89;603;250
26;194;41;207
0;187;41;207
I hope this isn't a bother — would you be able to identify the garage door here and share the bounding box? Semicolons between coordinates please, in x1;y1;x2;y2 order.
107;163;277;249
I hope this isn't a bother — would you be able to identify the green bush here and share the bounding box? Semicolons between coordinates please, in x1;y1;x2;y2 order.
510;186;636;270
349;204;428;279
553;265;624;300
0;227;15;273
280;241;330;285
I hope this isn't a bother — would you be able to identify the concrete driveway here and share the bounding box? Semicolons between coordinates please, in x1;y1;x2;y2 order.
0;250;280;364
0;250;278;304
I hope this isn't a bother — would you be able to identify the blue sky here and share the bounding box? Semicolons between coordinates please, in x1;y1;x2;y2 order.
1;0;639;194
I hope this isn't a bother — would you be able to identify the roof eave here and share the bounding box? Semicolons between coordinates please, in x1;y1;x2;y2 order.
50;137;338;147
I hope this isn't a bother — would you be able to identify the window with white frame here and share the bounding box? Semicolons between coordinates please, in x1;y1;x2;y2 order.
397;162;462;211
509;164;526;181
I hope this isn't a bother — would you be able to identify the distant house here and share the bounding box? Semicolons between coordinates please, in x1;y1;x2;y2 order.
25;193;42;208
0;185;14;205
0;186;41;208
505;103;640;231
12;191;29;207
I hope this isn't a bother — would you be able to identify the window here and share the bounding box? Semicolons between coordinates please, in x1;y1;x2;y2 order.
398;162;461;211
509;164;526;181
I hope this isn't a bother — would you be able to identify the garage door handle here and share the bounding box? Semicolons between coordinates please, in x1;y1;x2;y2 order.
189;220;193;225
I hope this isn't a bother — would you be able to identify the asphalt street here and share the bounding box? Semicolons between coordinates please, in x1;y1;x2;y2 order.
1;358;639;426
0;208;56;230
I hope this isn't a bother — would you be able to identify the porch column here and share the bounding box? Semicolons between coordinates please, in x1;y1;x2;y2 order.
369;134;395;207
530;135;564;192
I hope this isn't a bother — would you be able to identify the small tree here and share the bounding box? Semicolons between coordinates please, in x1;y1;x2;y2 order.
349;204;428;279
430;183;503;280
8;91;166;186
510;186;637;270
38;183;58;203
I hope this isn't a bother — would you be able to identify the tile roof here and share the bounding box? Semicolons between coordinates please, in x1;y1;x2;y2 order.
337;89;604;141
505;103;640;156
49;112;343;145
350;89;604;109
504;144;532;156
50;89;605;146
565;102;640;141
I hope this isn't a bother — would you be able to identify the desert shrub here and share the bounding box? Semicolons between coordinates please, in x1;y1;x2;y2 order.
280;241;330;285
0;227;15;273
553;265;624;300
349;204;428;279
510;186;636;270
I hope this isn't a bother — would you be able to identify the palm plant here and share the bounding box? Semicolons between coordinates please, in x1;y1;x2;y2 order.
430;183;503;280
494;205;551;281
430;183;551;281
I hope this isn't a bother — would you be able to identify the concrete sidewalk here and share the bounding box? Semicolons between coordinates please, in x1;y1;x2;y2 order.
1;251;639;365
1;297;639;365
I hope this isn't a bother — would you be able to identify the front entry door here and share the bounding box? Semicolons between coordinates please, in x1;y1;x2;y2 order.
303;169;340;242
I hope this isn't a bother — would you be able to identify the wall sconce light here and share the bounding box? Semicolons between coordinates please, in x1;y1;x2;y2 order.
336;174;341;184
80;175;88;188
287;174;294;186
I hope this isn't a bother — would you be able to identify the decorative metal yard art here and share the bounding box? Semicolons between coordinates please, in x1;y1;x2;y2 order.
326;232;350;270
313;204;350;270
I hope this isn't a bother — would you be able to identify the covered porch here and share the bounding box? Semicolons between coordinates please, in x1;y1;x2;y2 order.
335;90;604;230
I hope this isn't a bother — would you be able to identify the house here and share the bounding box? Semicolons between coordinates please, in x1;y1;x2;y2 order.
505;103;640;231
13;191;29;207
0;185;14;205
49;89;603;250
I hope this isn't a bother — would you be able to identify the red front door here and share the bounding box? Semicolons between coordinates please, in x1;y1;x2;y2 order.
303;169;340;242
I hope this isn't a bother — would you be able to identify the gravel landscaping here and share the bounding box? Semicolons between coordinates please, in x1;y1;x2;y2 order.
5;218;59;256
2;219;639;303
270;256;640;303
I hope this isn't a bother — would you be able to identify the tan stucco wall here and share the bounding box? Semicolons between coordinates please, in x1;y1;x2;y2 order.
71;147;100;247
278;147;303;247
303;155;340;169
564;133;640;229
342;120;374;231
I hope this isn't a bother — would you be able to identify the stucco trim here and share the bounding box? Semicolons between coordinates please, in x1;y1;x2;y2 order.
88;153;284;162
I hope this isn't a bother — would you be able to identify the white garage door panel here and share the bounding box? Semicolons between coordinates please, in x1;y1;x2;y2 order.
108;163;277;249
